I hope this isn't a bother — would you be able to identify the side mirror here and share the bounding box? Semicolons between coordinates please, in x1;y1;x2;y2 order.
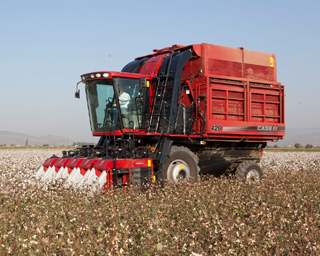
75;90;80;99
75;81;81;99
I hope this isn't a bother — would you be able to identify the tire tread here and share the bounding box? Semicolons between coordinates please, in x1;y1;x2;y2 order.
235;161;263;181
165;145;200;181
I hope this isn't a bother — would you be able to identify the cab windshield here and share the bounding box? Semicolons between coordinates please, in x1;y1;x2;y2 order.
86;78;143;132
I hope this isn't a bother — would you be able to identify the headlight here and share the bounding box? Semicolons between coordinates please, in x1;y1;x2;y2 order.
82;72;110;80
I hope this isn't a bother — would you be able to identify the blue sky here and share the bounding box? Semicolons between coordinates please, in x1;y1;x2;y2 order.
0;0;319;142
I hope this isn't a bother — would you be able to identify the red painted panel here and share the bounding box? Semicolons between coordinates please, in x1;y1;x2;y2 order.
229;91;243;99
213;114;226;120
266;95;279;102
66;158;84;169
79;159;99;170
54;158;71;168
244;63;274;81
202;43;277;83
42;158;58;172
209;59;242;78
212;100;226;113
266;104;279;116
43;158;58;168
252;93;264;101
213;90;226;97
228;101;243;114
252;117;264;122
228;115;244;121
252;103;264;116
265;117;279;123
139;54;167;76
94;159;113;171
207;77;284;139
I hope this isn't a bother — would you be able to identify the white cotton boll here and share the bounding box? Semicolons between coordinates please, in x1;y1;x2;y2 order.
261;152;320;174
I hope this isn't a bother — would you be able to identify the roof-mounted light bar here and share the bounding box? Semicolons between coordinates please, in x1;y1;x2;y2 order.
81;72;110;81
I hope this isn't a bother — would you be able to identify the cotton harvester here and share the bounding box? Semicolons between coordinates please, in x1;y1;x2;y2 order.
36;43;285;190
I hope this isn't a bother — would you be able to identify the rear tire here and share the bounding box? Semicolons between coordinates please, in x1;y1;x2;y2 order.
163;146;200;182
235;161;263;183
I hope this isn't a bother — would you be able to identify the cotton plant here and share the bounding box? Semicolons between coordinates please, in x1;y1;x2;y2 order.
261;152;320;173
0;149;320;255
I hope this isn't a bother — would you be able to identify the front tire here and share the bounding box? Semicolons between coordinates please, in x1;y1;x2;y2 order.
235;161;263;183
162;146;200;182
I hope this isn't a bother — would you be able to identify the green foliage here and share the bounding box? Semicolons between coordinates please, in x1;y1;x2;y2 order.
294;143;302;148
1;171;320;254
306;144;313;149
42;144;49;147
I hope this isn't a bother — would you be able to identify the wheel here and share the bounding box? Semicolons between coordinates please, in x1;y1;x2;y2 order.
162;146;200;182
235;161;263;183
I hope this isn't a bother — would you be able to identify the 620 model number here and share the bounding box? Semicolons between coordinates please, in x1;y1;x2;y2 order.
210;125;223;132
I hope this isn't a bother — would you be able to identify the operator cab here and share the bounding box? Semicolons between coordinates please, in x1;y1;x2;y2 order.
79;72;151;135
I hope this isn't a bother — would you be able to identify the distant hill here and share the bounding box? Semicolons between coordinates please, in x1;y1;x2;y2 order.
276;127;320;147
0;131;70;146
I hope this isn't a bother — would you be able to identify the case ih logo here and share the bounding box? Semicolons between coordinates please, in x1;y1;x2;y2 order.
257;125;278;132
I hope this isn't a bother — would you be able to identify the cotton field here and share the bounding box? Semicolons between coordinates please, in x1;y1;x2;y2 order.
0;148;320;255
261;151;320;173
0;149;319;189
0;149;60;195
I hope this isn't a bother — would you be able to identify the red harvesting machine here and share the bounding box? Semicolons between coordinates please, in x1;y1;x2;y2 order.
36;43;285;189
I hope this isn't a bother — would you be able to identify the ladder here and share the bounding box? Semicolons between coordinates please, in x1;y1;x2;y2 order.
148;51;174;132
